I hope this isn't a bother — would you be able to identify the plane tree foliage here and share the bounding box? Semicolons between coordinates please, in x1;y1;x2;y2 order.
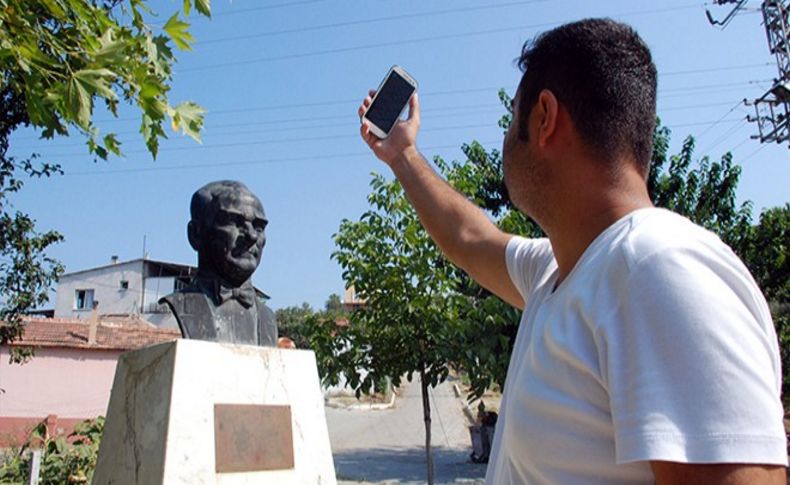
0;0;210;361
1;0;209;158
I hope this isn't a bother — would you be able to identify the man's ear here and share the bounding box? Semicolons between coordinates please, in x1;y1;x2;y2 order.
187;221;201;252
536;89;559;148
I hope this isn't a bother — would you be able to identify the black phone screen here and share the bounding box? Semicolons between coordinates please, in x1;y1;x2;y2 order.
365;71;416;134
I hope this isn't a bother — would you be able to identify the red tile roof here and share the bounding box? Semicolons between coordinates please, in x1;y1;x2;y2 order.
3;316;180;351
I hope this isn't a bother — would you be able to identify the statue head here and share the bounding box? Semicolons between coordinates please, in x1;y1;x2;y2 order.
187;180;267;287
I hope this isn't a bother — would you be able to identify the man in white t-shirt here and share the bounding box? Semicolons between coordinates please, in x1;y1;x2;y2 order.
358;18;786;484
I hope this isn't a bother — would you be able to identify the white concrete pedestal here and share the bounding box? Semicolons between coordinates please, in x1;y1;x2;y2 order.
93;339;336;484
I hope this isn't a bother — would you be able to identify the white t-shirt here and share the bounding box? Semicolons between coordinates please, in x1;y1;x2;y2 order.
485;208;786;484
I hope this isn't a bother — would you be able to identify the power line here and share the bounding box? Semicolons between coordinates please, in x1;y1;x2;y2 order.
727;137;752;153
740;143;769;162
179;4;710;73
57;120;772;180
44;123;499;158
19;79;763;147
673;117;744;128
13;99;755;155
74;86;512;127
660;100;739;111
13;106;748;153
14;76;768;140
211;0;328;18
698;118;749;155
180;24;556;73
695;100;745;138
37;99;756;158
12;105;506;149
200;0;551;44
659;79;772;93
198;2;702;46
61;141;503;176
660;62;772;77
661;86;762;99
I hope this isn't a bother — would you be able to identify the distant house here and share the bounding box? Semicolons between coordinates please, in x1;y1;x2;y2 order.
0;316;180;447
342;286;366;313
54;257;197;328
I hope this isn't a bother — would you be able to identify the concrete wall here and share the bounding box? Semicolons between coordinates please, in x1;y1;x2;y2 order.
0;347;121;419
0;346;122;446
55;261;144;319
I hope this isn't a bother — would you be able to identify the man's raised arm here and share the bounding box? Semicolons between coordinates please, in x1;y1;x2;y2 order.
358;91;523;309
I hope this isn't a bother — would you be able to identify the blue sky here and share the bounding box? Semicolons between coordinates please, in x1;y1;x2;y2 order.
8;0;789;311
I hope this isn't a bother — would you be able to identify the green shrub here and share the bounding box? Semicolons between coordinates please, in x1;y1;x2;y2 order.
0;417;103;484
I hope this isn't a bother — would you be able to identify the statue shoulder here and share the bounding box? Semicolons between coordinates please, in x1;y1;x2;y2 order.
159;288;216;340
159;287;211;313
255;299;278;346
258;300;276;319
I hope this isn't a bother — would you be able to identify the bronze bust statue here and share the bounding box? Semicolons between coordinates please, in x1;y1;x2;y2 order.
160;180;278;346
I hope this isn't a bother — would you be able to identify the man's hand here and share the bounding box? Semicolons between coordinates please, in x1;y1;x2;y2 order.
358;90;420;167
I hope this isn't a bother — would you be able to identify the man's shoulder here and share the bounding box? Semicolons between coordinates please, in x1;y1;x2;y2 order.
610;209;763;311
507;236;554;265
579;208;752;301
619;208;732;268
506;236;556;298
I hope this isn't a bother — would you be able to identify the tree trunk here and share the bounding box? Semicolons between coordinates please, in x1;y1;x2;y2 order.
420;368;434;485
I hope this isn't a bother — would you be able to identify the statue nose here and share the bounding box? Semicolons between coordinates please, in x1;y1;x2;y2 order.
241;221;261;240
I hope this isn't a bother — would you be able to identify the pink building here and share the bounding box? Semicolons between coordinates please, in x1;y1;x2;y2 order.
0;317;179;447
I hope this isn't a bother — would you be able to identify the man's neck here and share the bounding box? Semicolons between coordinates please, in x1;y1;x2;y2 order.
545;172;653;286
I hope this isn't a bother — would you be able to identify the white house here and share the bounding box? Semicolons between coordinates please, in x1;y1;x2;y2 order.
53;257;197;328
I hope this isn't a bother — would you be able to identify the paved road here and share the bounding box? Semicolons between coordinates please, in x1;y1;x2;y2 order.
326;376;487;484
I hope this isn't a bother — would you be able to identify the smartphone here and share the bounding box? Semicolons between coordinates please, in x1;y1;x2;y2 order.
362;65;418;139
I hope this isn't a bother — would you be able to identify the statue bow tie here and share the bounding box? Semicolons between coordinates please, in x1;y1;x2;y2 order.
218;285;256;308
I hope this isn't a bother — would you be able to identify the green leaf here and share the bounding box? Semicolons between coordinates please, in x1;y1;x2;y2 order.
74;69;116;100
171;101;205;142
183;0;192;16
137;77;168;120
103;134;122;156
163;13;195;51
140;114;166;158
40;0;67;19
65;77;92;129
15;43;48;74
94;30;127;65
195;0;211;17
145;34;174;78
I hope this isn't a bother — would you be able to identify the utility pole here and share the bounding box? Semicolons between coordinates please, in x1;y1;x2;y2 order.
708;0;790;148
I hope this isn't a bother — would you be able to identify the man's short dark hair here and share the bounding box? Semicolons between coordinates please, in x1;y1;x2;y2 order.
517;18;657;175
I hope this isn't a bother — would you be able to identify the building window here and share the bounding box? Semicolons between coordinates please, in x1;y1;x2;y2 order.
120;280;129;290
174;278;190;292
75;289;95;310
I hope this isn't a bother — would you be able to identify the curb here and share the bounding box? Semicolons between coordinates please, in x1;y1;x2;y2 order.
325;389;397;411
453;384;477;425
